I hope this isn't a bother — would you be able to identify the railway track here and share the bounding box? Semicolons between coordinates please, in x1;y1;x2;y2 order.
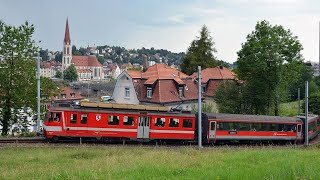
0;137;46;143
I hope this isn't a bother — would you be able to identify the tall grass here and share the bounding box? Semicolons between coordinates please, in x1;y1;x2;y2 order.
0;145;319;179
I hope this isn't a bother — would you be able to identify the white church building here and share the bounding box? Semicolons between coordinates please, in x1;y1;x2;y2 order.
62;18;103;81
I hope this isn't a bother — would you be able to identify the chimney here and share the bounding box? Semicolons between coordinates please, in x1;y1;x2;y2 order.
142;54;148;72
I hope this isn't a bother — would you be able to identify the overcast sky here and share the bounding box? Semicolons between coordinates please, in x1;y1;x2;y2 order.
1;0;320;63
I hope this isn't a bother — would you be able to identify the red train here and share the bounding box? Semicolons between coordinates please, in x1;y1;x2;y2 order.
43;102;320;144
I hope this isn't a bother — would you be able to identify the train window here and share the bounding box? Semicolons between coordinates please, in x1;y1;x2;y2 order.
155;118;165;127
81;114;87;124
108;116;120;125
270;124;277;131
298;125;301;132
278;124;285;131
223;123;230;130
70;114;77;124
53;113;61;122
169;118;179;127
309;121;317;132
123;116;135;126
48;113;53;122
217;123;224;130
210;122;216;130
238;123;250;131
286;124;295;132
228;122;238;131
182;119;193;128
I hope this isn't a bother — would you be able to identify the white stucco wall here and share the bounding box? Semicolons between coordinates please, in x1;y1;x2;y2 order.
112;72;139;105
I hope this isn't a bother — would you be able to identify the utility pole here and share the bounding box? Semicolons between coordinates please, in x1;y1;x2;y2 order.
198;66;202;148
37;52;41;132
298;88;300;115
305;81;309;146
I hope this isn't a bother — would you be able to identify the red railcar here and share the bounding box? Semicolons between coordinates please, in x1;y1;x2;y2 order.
43;103;196;142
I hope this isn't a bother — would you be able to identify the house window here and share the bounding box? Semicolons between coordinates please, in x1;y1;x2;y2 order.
61;94;66;99
81;114;87;124
70;93;75;98
201;85;206;93
70;114;77;124
125;87;130;97
179;87;183;98
147;87;152;98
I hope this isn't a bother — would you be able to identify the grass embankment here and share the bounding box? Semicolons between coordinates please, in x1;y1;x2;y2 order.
280;101;299;117
0;145;319;179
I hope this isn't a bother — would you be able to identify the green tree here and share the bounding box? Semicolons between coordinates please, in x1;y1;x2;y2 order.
63;64;78;82
237;20;303;115
55;70;62;78
97;55;105;64
54;52;62;62
0;21;38;135
39;49;48;61
302;93;320;115
214;81;243;114
40;77;59;101
180;25;219;75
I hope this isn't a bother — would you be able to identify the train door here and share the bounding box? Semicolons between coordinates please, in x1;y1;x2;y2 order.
297;124;302;141
209;121;216;142
137;116;150;138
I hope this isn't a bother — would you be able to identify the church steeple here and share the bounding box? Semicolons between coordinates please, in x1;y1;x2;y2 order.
62;18;72;70
64;18;71;44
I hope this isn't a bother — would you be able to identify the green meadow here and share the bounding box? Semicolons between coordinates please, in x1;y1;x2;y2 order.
0;145;319;179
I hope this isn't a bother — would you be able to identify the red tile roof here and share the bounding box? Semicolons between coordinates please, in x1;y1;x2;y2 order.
64;18;71;44
127;63;198;104
142;64;189;80
51;86;83;101
77;69;92;73
72;56;103;67
127;70;142;79
191;67;235;83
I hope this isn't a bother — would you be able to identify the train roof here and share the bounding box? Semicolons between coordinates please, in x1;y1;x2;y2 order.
49;103;195;117
206;113;303;123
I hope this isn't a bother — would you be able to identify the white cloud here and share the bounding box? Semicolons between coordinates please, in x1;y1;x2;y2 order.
167;15;185;24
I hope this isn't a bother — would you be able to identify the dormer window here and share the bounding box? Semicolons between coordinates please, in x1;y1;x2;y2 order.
70;93;75;98
201;84;206;93
61;94;66;99
147;87;152;98
179;87;183;98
